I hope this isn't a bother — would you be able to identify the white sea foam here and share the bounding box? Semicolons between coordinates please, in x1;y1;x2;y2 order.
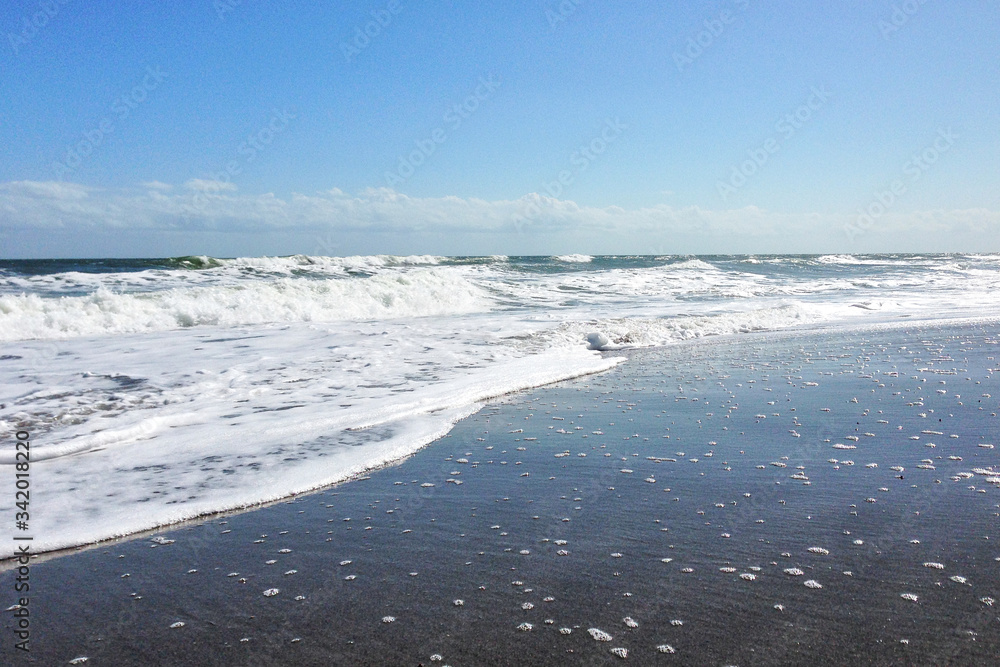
588;628;613;641
816;254;863;264
0;269;489;341
6;253;999;342
0;320;621;554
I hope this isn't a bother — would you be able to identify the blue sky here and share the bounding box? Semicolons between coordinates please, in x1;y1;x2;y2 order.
1;0;998;257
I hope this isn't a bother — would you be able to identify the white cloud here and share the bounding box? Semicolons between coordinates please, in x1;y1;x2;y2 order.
184;178;239;193
0;180;93;200
140;181;174;191
0;181;997;254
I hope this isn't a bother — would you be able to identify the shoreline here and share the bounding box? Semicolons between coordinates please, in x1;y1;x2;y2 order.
4;312;998;569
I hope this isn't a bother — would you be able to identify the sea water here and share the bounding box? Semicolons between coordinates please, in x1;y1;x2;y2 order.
1;253;997;554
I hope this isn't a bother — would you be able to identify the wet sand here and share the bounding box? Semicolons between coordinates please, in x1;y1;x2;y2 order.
3;321;999;665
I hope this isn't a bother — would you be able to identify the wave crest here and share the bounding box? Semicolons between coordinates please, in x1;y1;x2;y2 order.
0;269;491;341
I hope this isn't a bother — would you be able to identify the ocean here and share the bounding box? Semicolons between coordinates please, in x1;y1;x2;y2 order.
2;253;999;556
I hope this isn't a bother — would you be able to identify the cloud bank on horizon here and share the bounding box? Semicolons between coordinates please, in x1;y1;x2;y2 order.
1;1;997;257
2;179;996;257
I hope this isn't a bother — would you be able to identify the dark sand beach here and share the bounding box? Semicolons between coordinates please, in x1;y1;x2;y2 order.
4;321;999;666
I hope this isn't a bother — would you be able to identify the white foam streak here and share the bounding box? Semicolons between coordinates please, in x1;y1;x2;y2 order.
0;322;621;554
